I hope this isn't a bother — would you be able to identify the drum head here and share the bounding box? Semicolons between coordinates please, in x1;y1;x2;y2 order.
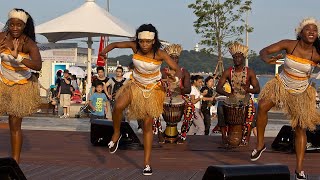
164;96;184;105
224;95;250;106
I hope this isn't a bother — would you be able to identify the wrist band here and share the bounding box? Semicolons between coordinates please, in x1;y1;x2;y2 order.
174;76;179;83
200;95;204;99
16;54;24;63
8;54;14;59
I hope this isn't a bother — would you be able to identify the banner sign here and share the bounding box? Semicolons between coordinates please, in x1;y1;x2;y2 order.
38;43;77;62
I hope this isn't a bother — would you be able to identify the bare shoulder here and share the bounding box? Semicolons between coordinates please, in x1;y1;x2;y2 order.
279;39;298;53
155;49;167;60
128;41;137;52
275;39;297;48
182;68;190;79
156;49;165;56
0;32;6;40
222;68;230;78
247;67;257;77
272;39;296;46
283;39;299;45
313;49;320;62
23;37;38;53
183;68;190;74
279;39;296;44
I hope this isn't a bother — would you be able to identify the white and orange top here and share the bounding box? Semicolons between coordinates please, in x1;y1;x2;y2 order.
0;49;31;86
278;54;316;94
132;53;162;86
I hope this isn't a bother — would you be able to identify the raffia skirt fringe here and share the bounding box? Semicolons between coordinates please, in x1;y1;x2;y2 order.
259;76;320;131
0;75;41;118
115;81;165;120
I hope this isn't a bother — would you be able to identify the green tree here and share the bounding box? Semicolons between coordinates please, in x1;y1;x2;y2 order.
188;0;253;75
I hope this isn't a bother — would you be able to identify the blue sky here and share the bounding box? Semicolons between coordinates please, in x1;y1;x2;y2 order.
1;0;320;57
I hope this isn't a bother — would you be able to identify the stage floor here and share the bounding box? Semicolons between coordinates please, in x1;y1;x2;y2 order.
0;129;319;180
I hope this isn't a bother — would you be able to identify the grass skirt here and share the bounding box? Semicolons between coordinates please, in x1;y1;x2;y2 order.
0;75;41;118
115;81;165;120
259;76;320;131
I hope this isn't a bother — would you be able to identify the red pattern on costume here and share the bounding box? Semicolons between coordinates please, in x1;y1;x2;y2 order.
240;98;256;146
153;117;163;134
179;95;196;140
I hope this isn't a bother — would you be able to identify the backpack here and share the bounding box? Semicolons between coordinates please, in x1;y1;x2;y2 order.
111;77;126;98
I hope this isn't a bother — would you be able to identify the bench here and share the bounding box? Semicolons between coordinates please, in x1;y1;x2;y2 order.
37;96;57;115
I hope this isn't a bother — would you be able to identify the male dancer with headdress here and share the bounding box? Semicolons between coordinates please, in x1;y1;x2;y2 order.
153;44;191;144
216;42;260;146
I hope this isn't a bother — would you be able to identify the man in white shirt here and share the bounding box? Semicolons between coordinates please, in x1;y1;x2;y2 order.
187;75;206;135
123;62;134;80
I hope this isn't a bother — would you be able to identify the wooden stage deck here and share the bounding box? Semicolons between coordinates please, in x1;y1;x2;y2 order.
0;129;319;180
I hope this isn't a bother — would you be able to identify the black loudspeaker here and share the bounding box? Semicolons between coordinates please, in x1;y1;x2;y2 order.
0;157;27;180
306;125;320;147
272;125;320;152
90;119;143;150
202;164;290;180
271;125;294;152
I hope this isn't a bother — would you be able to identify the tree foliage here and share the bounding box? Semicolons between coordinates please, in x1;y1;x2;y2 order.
188;0;253;62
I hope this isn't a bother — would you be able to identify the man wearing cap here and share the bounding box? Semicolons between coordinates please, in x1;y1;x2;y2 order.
57;69;72;118
216;42;260;146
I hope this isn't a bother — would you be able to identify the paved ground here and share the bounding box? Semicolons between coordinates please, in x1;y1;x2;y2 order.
0;112;319;180
0;129;319;180
0;112;290;137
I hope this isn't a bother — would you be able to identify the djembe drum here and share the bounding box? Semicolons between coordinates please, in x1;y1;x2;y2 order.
223;100;248;146
162;96;185;143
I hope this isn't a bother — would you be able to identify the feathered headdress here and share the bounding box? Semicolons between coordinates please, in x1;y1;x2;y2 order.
164;44;183;56
295;17;320;37
228;42;249;58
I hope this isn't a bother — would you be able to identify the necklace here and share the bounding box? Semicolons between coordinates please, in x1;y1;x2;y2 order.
230;66;247;96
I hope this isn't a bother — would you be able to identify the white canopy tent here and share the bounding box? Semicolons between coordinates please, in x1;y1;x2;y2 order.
35;0;135;97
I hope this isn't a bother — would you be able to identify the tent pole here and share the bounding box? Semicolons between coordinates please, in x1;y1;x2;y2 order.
86;37;93;100
105;0;110;76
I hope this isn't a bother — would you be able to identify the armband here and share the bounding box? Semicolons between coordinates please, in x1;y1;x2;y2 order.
16;54;24;63
174;76;179;83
